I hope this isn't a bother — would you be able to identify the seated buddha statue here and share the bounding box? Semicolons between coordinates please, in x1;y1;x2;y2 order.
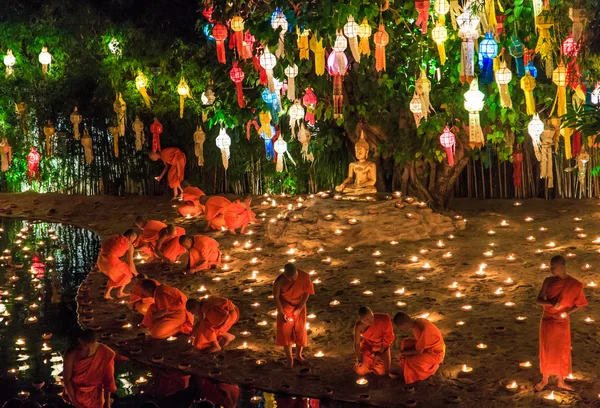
335;131;377;195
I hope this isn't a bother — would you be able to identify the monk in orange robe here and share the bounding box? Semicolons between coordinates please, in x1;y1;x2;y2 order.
178;181;206;218
149;147;187;199
129;275;161;314
186;297;239;352
179;234;221;273
273;263;315;368
140;280;194;339
63;330;116;408
202;195;230;231
134;217;167;257
97;229;138;300
154;224;187;263
354;307;395;376
196;378;240;408
223;197;256;234
393;312;445;384
535;255;588;391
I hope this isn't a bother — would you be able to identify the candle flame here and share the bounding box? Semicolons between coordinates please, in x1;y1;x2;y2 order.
545;391;555;400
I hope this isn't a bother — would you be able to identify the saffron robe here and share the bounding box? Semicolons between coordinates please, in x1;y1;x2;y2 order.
399;318;445;384
188;235;221;272
355;313;395;375
142;284;193;338
276;270;315;347
160;147;186;188
539;276;587;376
63;344;117;408
196;378;240;408
129;279;161;314
191;296;239;349
223;200;256;230
157;226;186;263
97;235;132;287
204;196;232;230
178;186;206;217
135;220;167;256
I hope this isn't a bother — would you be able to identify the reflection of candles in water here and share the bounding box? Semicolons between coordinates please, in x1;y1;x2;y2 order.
476;343;487;350
519;361;532;368
506;381;518;390
461;365;473;373
330;300;340;307
442;252;453;259
461;305;472;311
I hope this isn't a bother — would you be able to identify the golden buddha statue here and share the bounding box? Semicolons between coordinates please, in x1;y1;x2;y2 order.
335;131;377;195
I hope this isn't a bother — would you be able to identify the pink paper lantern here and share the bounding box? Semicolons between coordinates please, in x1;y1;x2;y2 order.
439;126;456;166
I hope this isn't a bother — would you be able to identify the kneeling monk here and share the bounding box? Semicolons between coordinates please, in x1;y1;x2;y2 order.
186;297;239;352
179;234;221;273
178;181;206;218
202;195;230;231
393;312;445;384
97;229;138;300
155;224;186;263
141;280;193;339
535;255;587;392
134;216;167;257
149;147;187;199
223;197;256;235
129;274;161;314
354;307;395;376
273;263;315;368
63;329;116;408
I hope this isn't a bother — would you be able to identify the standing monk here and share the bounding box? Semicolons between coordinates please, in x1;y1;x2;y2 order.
149;147;186;199
63;330;116;408
134;217;167;257
223;197;256;234
141;280;194;339
186;297;239;352
154;224;187;263
179;235;221;273
273;263;315;368
535;255;587;391
393;312;445;384
178;181;206;218
97;229;138;300
129;275;161;314
354;307;395;376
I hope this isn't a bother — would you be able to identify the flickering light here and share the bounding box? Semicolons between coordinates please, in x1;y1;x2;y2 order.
540;263;549;271
348;218;358;225
198;286;207;293
417;276;426;281
582;264;592;271
574;217;582;222
350;279;361;285
587;281;597;288
375;261;385;266
422;263;432;270
345;247;354;252
167;336;177;342
578;233;587;239
545;391;555;400
519;361;532;368
462;305;472;311
436;240;445;248
213;277;222;282
461;364;473;373
456;321;465;326
395;288;405;295
375;270;385;275
396;301;406;307
483;250;493;257
516;316;527;322
334;229;343;236
507;254;516;262
240;331;251;337
257;321;268;326
539;227;548;232
494;288;503;296
513;202;522;206
526;236;536;242
504;277;514;285
135;377;148;385
476;343;487;350
314;351;324;358
122;323;132;329
448;234;455;240
546;242;556;248
524;216;533;222
243;288;253;293
442;252;453;259
356;378;369;386
330;300;340;307
488;230;496;235
448;282;458;290
406;212;415;219
475;264;486;276
372;250;381;257
390;241;399;245
362;290;374;296
409;256;419;263
506;381;518;390
584;317;595;324
500;220;509;227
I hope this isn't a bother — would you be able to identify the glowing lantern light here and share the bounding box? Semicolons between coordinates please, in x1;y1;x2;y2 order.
216;127;231;170
457;11;479;84
229;62;245;108
271;10;288;58
260;123;276;159
439;126;456;166
520;71;536;115
297;27;310;60
373;25;389;72
535;10;554;78
528;114;544;162
479;33;498;84
344;15;360;62
150;117;162;153
303;87;317;126
132;116;145;151
260;48;277;93
108;37;121;56
495;61;513;108
551;62;568;117
509;36;525;77
463;80;485;147
135;71;152;107
284;64;298;101
288;100;304;137
4;50;15;77
177;77;191;118
410;93;423;127
230;16;245;55
212;23;228;64
435;0;450;15
38;47;51;77
431;24;448;65
70;106;82;140
274;138;293;172
358;18;372;56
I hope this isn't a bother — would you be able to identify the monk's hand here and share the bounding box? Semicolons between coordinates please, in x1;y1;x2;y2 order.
155;176;162;181
554;302;562;310
292;307;302;318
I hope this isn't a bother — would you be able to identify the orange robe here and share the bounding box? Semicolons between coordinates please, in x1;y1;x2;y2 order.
223;200;256;231
539;276;588;376
63;344;116;408
204;196;232;230
178;186;205;217
276;270;315;347
97;235;132;287
355;313;395;375
398;318;445;384
188;235;221;272
152;368;190;397
191;296;239;349
160;147;186;188
196;378;240;408
142;284;194;338
129;279;161;314
135;220;167;256
157;226;186;263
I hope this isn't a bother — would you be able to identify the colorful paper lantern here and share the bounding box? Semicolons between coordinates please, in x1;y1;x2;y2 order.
176;77;191;118
297;123;313;162
260;48;277;93
457;12;479;84
479;33;498;84
416;69;434;121
262;89;280;123
297;28;310;60
113;92;126;138
212;23;228;64
535;10;555;78
435;0;450;15
135;71;152;107
432;24;448;65
81;126;93;164
449;0;462;30
0;138;11;172
520;71;536;115
38;47;51;77
328;45;348;119
526;60;538;78
309;33;325;76
271;10;288;58
288;100;304;137
260;123;276;159
495;61;513;108
410;93;423;127
242;31;255;60
70;106;82;140
274;138;295;173
27;147;41;182
229;62;245;108
373;25;389;72
358;18;372;56
439;126;456;166
216;127;231;170
284;64;298;101
551;62;568;117
333;30;348;75
303;87;317;126
150;117;163;153
463;80;485;147
527;113;544;161
513;149;523;187
4;50;15;77
415;0;430;33
591;84;600;105
132;116;145;151
509;36;525;78
230;16;245;56
344;16;360;62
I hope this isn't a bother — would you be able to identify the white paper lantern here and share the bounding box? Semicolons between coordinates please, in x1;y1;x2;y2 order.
274;138;288;172
344;15;360;62
464;80;485;147
38;47;52;76
260;49;277;92
4;50;15;77
284;64;298;100
528;113;544;161
288;100;305;137
216;127;232;170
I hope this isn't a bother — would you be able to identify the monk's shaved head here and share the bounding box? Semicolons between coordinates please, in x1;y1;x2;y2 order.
199;195;209;205
141;279;159;296
123;229;137;240
284;263;297;277
358;306;374;325
551;255;566;266
550;255;567;277
358;306;372;317
179;235;193;249
166;224;176;235
137;273;148;280
181;180;190;189
186;298;202;313
135;216;147;226
148;152;160;161
78;329;97;345
393;312;414;328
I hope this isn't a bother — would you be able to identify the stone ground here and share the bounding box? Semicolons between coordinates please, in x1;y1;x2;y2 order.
1;192;600;408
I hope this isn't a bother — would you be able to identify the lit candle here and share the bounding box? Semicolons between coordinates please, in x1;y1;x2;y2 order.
372;250;381;257
584;317;595;324
436;240;445;248
539;227;547;232
448;234;455;240
546;242;556;248
243;288;253;293
135;377;148;385
313;278;321;285
41;343;51;352
324;214;334;221
516;316;527;322
362;290;374;296
356;378;369;386
513;202;522;206
375;261;385;266
416;276;426;281
442;252;453;259
582;264;592;271
255;359;266;366
545;391;555;400
406;213;415;219
504;302;515;308
561;313;567;319
314;351;324;358
455;292;463;298
251;303;260;308
456;321;465;326
526;236;536;242
330;300;340;307
213;277;222;282
307;313;316;320
390;241;399;245
422;263;432;270
448;282;458;290
519;361;532;369
348;218;358;225
345;247;354;252
578;233;588;239
375;270;385;275
524;217;533;222
395;287;405;295
540;263;549;271
500;220;509;227
476;343;487;350
409;256;419;263
419;249;429;254
461;364;473;373
574;217;582;221
574;227;583;232
483;250;494;257
566;253;576;258
334;229;343;236
461;305;472;311
587;281;597;288
488;230;496;236
507;254;516;262
506;381;518;390
122;323;132;329
257;320;268;326
494;288;503;296
396;301;406;308
27;316;38;323
475;264;486;276
504;277;514;285
350;279;361;285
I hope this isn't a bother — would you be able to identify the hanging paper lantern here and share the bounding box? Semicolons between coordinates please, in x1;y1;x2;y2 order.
43;120;55;156
357;18;372;56
216;127;231;170
284;64;298;101
303;87;317;126
416;69;434;121
409;93;423;127
496;13;506;36
230;16;245;56
271;10;288;58
242;31;255;60
495;61;513;108
194;125;206;166
274;138;288;172
135;71;152;108
344;16;361;62
373;25;389;72
463;80;485;148
201;86;216;106
309;34;325;76
457;12;480;84
113;93;127;137
4;50;15;77
415;0;430;33
562;35;580;58
262;88;280;123
203;4;214;22
509;36;525;78
260;124;276;159
431;24;448;65
297;28;310;60
108;38;121;56
520;71;536;115
259;111;273;139
212;23;228;64
150;118;163;153
288;100;305;137
27;147;41;182
439;126;456;166
38;47;52;77
570;8;587;43
328;49;348;119
270;7;284;26
435;0;450;16
535;10;555;78
132;116;145;151
108;125;119;157
177;77;191;118
526;60;538;78
229;62;245;108
551;62;568;117
70;106;82;140
449;0;462;30
512;149;523;188
0;138;12;172
528;113;544;161
81;126;93;165
260;48;277;93
591;84;600;105
479;33;498;85
333;30;348;75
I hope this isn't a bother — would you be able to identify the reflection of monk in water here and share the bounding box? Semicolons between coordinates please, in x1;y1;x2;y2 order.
195;377;240;408
335;131;377;195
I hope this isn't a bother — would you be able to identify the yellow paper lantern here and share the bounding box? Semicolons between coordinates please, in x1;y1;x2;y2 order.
177;77;191;118
495;61;512;108
431;24;448;65
551;62;567;117
135;71;152;107
358;18;372;56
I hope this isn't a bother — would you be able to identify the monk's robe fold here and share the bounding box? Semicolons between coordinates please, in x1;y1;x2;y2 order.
160;147;186;189
355;313;395;375
142;284;194;338
399;318;445;384
188;235;221;272
196;377;240;408
97;235;132;287
539;276;587;376
178;186;206;217
158;226;186;262
152;368;190;397
204;196;232;230
129;279;161;314
63;344;116;408
191;296;239;349
223;200;256;230
276;270;315;347
135;220;167;256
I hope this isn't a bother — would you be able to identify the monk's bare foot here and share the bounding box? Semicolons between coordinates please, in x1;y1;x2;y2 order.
220;333;235;348
104;295;113;300
117;292;130;298
557;381;574;391
534;381;548;392
295;355;307;365
228;228;236;235
285;358;294;369
206;345;221;353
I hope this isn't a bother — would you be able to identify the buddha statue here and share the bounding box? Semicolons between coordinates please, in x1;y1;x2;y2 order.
335;131;377;195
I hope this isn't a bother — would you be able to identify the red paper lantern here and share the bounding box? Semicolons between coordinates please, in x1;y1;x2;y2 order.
27;147;41;182
150;118;163;153
513;150;523;188
213;23;228;64
230;61;245;108
302;87;318;126
415;0;430;33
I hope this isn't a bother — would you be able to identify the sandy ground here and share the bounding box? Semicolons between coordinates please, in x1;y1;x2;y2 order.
1;192;600;408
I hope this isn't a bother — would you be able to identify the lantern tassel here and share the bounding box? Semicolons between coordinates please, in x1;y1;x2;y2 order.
287;77;295;101
235;82;245;108
298;28;310;60
266;69;275;93
375;44;386;72
276;152;284;172
336;52;347;76
277;32;285;58
264;139;274;160
359;37;371;56
436;42;446;66
138;86;152;108
310;34;325;76
216;41;226;64
220;148;229;170
520;73;536;115
348;37;360;62
515;56;525;77
499;84;512;108
468;113;484;148
460;37;475;84
450;0;461;30
445;146;455;166
415;0;430;33
482;58;494;85
333;76;343;119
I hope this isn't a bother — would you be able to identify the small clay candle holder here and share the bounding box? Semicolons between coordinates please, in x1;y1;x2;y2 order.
151;356;164;363
130;348;142;355
208;370;221;378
